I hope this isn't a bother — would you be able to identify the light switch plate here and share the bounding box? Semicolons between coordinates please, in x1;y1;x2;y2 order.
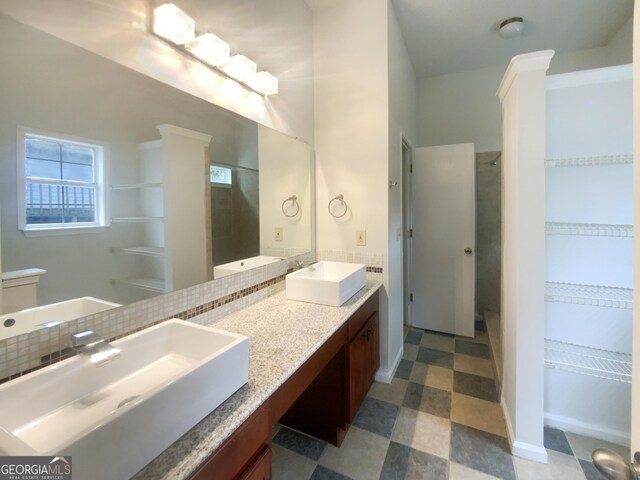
275;227;283;242
356;230;366;246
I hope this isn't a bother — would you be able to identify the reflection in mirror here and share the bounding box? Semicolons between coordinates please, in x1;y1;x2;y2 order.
0;14;312;339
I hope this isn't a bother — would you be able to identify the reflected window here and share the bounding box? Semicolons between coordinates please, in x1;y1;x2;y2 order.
210;165;232;186
18;128;109;233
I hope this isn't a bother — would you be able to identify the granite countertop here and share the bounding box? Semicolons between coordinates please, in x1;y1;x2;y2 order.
133;279;383;480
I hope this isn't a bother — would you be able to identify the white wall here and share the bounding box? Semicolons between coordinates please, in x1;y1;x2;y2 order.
0;0;314;145
608;17;634;66
313;0;395;377
417;65;504;152
258;125;312;257
387;0;418;371
416;20;633;152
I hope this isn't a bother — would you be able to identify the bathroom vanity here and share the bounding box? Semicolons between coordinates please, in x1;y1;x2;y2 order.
134;282;381;480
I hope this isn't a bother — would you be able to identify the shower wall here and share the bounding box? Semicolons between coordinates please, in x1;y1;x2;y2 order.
476;151;502;315
211;168;260;266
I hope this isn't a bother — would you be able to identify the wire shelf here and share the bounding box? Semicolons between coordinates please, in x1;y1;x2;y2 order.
118;246;165;257
111;216;164;223
125;277;166;293
545;222;633;238
545;282;632;309
544;339;631;383
111;183;163;190
545;154;632;168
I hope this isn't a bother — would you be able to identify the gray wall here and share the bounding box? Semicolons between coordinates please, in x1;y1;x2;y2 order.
211;168;260;266
476;151;502;315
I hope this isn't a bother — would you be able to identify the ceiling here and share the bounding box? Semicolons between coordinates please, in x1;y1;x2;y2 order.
390;0;634;78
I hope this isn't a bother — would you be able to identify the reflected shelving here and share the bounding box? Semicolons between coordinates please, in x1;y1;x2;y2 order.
124;277;166;293
111;216;164;223
117;246;165;257
111;183;163;190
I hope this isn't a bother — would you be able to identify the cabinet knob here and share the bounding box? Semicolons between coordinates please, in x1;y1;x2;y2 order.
464;247;473;255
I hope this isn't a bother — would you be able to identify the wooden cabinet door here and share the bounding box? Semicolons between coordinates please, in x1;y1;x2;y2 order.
348;312;379;422
367;313;380;379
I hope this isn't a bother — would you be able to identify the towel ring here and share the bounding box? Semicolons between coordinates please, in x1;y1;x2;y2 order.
282;195;300;218
328;194;348;218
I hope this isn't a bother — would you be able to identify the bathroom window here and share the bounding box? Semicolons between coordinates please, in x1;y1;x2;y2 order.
17;127;109;234
210;164;232;186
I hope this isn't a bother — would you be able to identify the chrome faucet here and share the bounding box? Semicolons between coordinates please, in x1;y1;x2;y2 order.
70;330;120;366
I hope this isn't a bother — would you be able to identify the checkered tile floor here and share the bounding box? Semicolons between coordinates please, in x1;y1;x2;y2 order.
271;325;629;479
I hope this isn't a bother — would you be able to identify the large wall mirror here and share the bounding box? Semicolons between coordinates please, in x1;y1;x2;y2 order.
0;14;313;339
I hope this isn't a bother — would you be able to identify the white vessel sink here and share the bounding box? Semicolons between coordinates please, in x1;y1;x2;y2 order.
286;261;366;306
214;255;282;278
0;296;121;341
0;319;249;480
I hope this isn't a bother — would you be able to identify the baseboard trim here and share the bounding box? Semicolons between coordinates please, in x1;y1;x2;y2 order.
501;395;549;463
512;442;549;463
375;345;403;384
544;412;631;446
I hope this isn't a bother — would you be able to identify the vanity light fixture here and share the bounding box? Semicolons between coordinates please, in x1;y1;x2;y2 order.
152;3;279;96
153;3;195;45
248;71;279;96
221;55;257;83
185;33;230;67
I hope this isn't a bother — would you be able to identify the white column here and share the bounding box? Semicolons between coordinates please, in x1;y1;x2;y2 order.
496;50;554;463
157;124;212;292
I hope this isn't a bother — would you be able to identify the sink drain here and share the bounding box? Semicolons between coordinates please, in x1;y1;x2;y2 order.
3;318;15;328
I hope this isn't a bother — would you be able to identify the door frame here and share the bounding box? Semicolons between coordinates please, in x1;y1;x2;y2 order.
401;137;413;327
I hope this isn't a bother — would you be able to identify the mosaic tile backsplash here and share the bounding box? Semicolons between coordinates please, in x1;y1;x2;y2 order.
0;250;385;383
0;252;314;383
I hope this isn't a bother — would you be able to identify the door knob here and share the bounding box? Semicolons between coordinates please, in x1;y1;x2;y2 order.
464;247;473;255
592;449;640;480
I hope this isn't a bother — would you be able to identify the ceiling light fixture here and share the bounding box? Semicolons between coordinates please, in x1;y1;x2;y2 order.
152;3;278;96
498;17;524;39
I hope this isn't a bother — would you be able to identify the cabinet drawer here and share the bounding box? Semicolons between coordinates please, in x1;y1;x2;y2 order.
191;405;270;480
239;446;271;480
348;291;378;342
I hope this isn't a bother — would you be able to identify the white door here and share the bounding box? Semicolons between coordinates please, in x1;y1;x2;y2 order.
409;143;476;337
